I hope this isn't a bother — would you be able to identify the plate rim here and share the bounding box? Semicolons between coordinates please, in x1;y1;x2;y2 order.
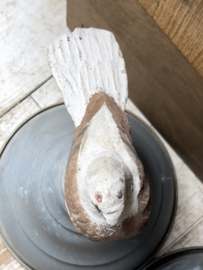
142;246;203;269
0;103;178;270
125;109;178;269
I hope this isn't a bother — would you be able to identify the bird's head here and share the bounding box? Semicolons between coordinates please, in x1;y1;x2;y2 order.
84;155;132;226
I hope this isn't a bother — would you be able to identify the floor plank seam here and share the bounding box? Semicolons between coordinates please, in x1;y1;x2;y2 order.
162;216;203;254
31;96;42;109
0;75;53;120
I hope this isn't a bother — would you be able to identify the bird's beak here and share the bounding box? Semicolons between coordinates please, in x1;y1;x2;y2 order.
103;207;124;226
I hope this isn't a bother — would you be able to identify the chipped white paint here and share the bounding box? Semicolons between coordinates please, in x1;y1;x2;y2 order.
77;104;140;227
48;28;128;127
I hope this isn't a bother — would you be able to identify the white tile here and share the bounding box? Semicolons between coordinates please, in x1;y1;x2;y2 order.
0;97;40;152
0;0;70;116
31;77;63;108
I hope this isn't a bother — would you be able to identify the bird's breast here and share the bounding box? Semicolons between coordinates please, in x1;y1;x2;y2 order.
76;102;140;226
64;93;149;241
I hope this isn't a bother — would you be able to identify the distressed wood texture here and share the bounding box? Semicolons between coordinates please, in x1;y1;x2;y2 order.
137;0;203;77
0;0;69;117
67;0;203;181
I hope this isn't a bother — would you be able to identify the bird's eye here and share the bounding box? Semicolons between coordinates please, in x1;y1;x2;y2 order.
117;190;123;199
95;191;102;203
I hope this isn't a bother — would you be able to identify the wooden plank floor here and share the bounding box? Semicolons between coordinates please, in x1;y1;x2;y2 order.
1;0;203;269
137;0;203;77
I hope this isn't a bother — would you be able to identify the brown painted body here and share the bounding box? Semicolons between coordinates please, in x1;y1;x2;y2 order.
64;93;150;242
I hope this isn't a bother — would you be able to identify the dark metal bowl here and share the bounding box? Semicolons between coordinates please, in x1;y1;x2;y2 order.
0;104;177;270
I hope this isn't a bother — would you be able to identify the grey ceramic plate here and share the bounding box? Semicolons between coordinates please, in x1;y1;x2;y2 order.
143;247;203;269
0;104;176;270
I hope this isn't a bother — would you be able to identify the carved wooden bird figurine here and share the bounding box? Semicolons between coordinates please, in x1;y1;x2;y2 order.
48;28;150;242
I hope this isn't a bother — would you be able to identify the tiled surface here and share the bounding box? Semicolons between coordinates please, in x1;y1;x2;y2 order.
0;0;69;117
1;0;203;268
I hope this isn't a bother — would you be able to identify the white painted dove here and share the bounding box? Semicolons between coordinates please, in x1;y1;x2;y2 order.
48;28;150;242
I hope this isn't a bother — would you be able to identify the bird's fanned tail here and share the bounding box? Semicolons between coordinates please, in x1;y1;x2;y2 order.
48;28;128;127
